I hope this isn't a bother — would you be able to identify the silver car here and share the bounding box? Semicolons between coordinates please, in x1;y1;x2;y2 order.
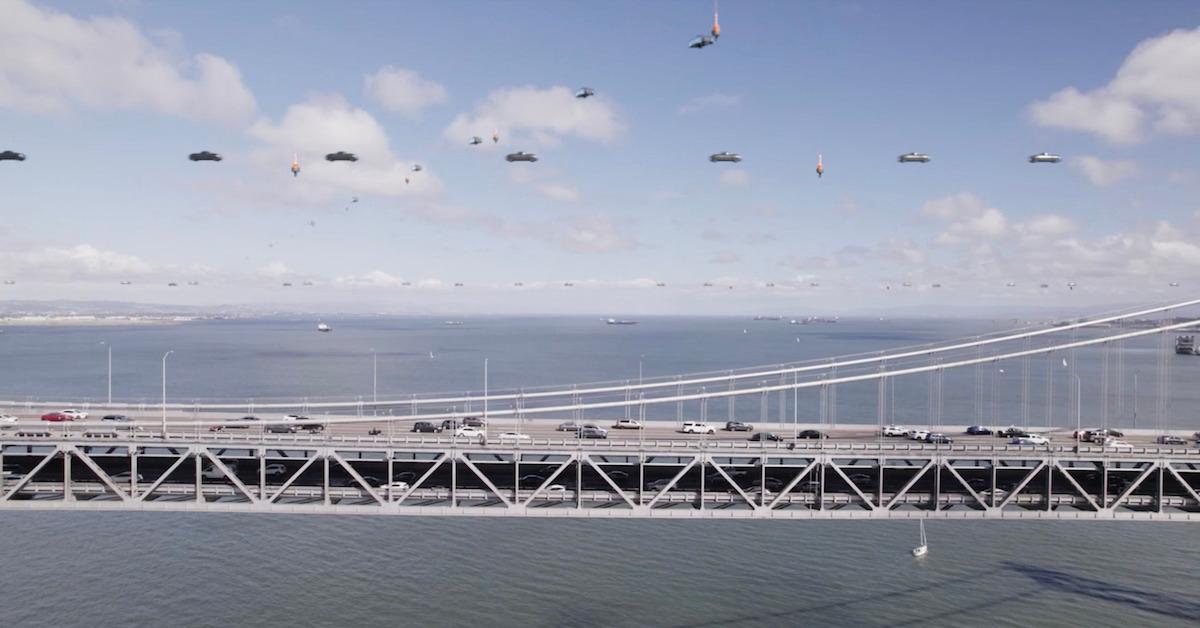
506;151;538;162
1028;152;1061;163
898;152;931;163
709;151;742;163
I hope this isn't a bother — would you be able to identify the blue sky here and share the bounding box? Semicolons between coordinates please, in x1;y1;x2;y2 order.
3;0;1200;314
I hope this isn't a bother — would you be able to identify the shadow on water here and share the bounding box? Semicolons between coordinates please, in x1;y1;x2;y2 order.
668;569;997;628
1004;562;1200;621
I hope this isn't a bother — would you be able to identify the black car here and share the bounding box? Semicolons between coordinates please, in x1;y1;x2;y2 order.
412;421;441;433
441;419;460;431
226;416;260;429
925;433;953;444
996;427;1028;438
462;416;486;427
725;421;754;432
299;423;325;433
796;429;826;439
325;151;358;162
965;425;993;435
0;150;26;161
266;423;298;434
187;151;222;161
749;432;781;442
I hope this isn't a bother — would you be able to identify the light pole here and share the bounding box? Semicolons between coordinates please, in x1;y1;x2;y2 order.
1072;374;1081;447
483;358;489;439
161;350;174;435
100;341;112;405
369;348;377;404
1133;370;1139;428
638;355;644;385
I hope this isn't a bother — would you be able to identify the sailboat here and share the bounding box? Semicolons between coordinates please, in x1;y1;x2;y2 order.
911;520;928;557
317;322;331;332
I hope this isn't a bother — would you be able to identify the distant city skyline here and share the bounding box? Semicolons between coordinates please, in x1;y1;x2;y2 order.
3;0;1200;314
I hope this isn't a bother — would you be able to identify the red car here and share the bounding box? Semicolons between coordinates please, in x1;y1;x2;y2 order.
41;412;70;422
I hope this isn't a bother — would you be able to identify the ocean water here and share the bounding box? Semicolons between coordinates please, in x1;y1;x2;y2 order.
0;317;1197;627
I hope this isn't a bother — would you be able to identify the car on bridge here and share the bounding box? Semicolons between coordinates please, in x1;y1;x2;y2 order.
264;463;288;477
1011;434;1049;446
462;416;486;427
412;421;441;433
0;414;17;428
441;419;461;431
680;422;715;434
612;419;643;429
646;478;675;491
995;427;1029;438
746;478;785;493
454;426;485;439
218;416;261;429
578;426;608;439
1085;428;1124;442
41;412;70;422
925;433;953;444
110;471;143;483
384;481;411;493
907;429;930;441
497;432;531;442
266;422;298;434
60;409;88;420
749;432;781;442
796;429;827;439
881;425;908;437
101;414;140;430
725;421;753;432
1156;434;1186;445
201;463;235;480
556;422;582;432
965;425;993;435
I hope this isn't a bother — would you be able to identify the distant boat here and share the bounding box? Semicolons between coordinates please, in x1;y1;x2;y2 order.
753;315;782;321
912;520;928;558
606;318;638;325
444;320;464;326
317;322;331;332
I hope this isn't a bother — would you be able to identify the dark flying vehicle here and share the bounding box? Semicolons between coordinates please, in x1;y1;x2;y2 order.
188;151;222;162
709;151;742;163
469;136;483;145
1028;152;1061;164
575;87;595;98
506;151;538;162
1;150;27;161
325;151;358;162
688;5;720;48
411;164;423;172
898;152;931;163
816;154;824;178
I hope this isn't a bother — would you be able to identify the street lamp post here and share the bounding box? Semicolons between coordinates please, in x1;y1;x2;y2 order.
100;341;112;405
370;349;377;404
161;350;174;435
1133;370;1139;428
1072;374;1081;448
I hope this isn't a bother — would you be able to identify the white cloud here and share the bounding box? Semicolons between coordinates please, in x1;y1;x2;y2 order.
1017;214;1076;237
444;85;622;146
1071;156;1139;186
246;94;440;202
719;169;749;186
678;92;740;114
257;262;289;279
557;215;637;254
1029;27;1200;143
709;250;742;264
363;66;447;117
0;0;255;125
538;184;580;203
1;244;153;280
921;193;1008;243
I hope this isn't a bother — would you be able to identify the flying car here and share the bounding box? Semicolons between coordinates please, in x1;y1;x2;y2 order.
514;282;524;287
563;282;575;287
688;5;720;48
709;152;742;163
492;130;500;143
0;150;26;161
1169;282;1180;287
2;280;14;285
291;154;300;177
188;151;221;162
1028;152;1061;164
766;282;776;287
119;281;132;285
656;282;666;287
575;87;595;98
703;282;714;287
469;136;483;145
1040;283;1050;289
282;282;293;287
1067;282;1077;290
902;282;913;287
898;152;931;163
187;281;199;286
401;282;412;287
931;283;942;288
325;151;358;162
454;282;464;287
1006;282;1016;287
411;164;423;172
815;154;824;178
303;281;313;286
506;151;538;162
167;282;178;287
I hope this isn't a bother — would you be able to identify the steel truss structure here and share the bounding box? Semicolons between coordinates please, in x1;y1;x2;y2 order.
3;437;1198;520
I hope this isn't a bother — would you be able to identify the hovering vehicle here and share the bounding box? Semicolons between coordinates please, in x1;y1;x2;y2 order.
325;151;358;162
506;151;538;162
401;281;412;287
291;154;300;177
411;164;423;172
119;281;132;285
1006;282;1016;287
514;282;524;287
187;281;199;286
1169;282;1180;287
709;151;742;163
809;282;820;287
1028;152;1061;164
1067;282;1077;290
282;282;293;287
492;130;500;143
898;152;931;163
575;87;595;98
815;154;824;178
656;282;666;287
303;281;313;286
703;282;714;287
931;283;942;288
1039;283;1050;289
0;150;26;161
766;282;775;287
188;151;222;162
454;282;464;287
2;280;15;285
308;220;316;228
688;4;721;48
902;282;913;287
405;177;410;185
167;282;178;287
469;136;482;145
563;282;574;287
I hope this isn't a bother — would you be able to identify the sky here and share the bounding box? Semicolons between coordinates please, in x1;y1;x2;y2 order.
2;0;1200;315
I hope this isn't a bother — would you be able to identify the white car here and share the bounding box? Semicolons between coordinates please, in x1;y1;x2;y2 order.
264;463;288;476
613;419;643;429
455;426;485;438
545;484;567;492
384;481;411;493
1011;434;1049;446
681;422;716;435
1098;438;1134;449
881;425;907;437
201;463;236;480
908;430;930;441
0;414;17;428
497;432;531;441
60;409;88;420
110;471;144;483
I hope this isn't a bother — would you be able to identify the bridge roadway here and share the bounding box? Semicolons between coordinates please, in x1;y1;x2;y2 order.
2;417;1199;520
